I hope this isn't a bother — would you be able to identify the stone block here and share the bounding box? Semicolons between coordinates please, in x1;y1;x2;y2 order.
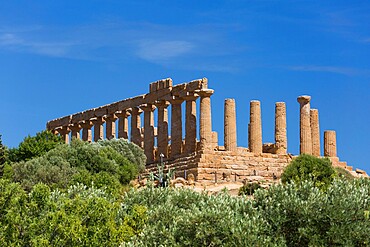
82;109;96;120
150;82;158;92
107;102;119;115
60;115;72;126
94;107;108;117
71;113;84;124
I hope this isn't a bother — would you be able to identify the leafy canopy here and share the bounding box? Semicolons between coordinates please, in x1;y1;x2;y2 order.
10;138;145;193
0;180;147;246
8;130;63;162
281;154;337;190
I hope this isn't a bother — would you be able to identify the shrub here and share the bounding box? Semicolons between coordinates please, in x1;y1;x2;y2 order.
0;135;7;176
281;154;336;190
11;139;143;192
8;130;63;162
238;182;262;196
335;167;355;181
98;138;146;173
0;180;147;246
253;178;370;246
123;188;284;246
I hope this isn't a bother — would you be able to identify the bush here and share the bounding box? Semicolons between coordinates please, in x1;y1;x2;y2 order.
11;139;144;192
253;179;370;246
239;182;262;196
123;188;283;246
0;180;147;246
281;154;336;190
0;135;7;176
8;130;63;162
335;167;355;181
98;138;146;173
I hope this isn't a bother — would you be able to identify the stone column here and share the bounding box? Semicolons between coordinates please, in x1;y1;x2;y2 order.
105;114;118;140
58;126;70;144
170;98;184;157
249;100;262;154
324;130;337;157
297;95;312;155
156;100;170;159
224;98;237;152
92;117;105;142
80;120;94;142
140;104;156;163
116;110;131;139
130;107;143;147
70;124;82;140
184;94;198;154
275;102;287;154
197;89;214;150
310;109;320;156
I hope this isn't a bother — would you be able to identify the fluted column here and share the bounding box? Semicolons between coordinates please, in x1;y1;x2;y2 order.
92;117;105;142
58;126;70;144
105;114;118;140
249;100;262;154
80;120;94;142
156;101;170;159
130;107;143;147
324;130;337;157
184;94;198;154
224;98;237;152
170;98;184;157
140;104;156;163
116;109;131;139
197;89;214;150
275;102;287;154
310;109;320;156
70;124;82;140
297;95;312;154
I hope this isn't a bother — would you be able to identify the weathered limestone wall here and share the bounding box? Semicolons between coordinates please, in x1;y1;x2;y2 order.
47;77;368;180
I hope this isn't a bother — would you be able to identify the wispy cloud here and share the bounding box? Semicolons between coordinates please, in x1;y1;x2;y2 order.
136;40;194;62
0;22;243;72
0;32;78;57
286;65;370;76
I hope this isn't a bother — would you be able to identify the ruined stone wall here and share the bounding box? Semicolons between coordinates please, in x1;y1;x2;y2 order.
47;77;368;182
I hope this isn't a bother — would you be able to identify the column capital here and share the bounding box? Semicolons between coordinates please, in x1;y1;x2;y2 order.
116;109;131;118
57;126;70;134
104;114;118;122
140;104;156;112
195;89;214;98
297;95;311;104
130;107;142;116
91;116;105;124
155;100;170;108
183;92;199;101
169;97;184;105
69;124;82;131
80;120;94;128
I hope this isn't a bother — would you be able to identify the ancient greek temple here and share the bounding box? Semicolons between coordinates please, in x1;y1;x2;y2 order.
47;78;367;181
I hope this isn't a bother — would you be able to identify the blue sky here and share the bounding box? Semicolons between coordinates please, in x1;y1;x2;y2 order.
1;1;369;173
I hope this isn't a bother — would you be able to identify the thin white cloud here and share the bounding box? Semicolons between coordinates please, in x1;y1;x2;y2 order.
0;33;23;45
287;65;369;76
0;22;244;72
0;32;77;57
136;40;194;62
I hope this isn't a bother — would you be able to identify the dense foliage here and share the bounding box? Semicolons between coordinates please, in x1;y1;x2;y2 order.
0;180;146;246
122;178;370;247
238;182;262;196
10;138;145;193
0;135;6;176
281;154;336;190
8;130;63;162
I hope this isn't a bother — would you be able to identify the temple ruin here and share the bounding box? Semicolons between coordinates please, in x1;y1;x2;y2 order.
47;78;368;182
